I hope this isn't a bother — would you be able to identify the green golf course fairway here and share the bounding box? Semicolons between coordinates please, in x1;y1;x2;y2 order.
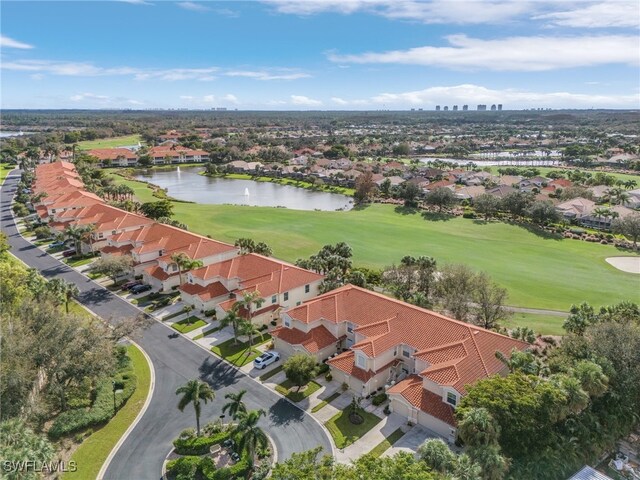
111;173;639;312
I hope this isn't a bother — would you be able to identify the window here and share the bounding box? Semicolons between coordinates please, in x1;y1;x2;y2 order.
296;301;301;306
355;353;366;369
283;292;289;301
446;392;457;407
284;318;291;328
271;295;277;304
347;323;354;334
305;284;310;293
402;347;411;358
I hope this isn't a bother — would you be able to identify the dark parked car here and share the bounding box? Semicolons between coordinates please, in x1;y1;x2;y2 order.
62;249;76;257
121;280;142;290
230;452;241;463
130;284;152;295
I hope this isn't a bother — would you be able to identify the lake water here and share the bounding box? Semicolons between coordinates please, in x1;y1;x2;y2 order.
134;167;353;211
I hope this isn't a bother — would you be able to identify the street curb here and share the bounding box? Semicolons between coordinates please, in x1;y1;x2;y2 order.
97;340;156;480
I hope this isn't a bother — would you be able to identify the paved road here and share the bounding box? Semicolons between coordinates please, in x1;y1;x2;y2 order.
1;171;332;480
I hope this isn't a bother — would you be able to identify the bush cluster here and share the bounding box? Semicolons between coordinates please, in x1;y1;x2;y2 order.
167;454;251;480
172;431;230;455
372;393;388;406
49;370;137;439
315;363;330;376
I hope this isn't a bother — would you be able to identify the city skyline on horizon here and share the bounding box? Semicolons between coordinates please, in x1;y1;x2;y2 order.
2;0;639;111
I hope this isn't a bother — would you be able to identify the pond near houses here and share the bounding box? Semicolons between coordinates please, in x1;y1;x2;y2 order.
134;167;353;211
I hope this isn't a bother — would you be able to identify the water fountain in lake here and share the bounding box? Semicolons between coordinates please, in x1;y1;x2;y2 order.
244;187;250;197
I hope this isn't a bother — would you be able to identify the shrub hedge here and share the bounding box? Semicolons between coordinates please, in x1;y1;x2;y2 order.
372;393;388;406
172;431;230;455
166;456;200;480
167;452;251;480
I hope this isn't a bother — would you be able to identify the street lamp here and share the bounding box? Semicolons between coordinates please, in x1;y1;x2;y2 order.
112;380;117;414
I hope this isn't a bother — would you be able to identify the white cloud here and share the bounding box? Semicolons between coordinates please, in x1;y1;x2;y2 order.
180;94;239;104
203;95;216;103
1;35;34;49
177;2;210;12
30;74;45;81
331;97;349;105
329;34;639;71
128;99;144;105
134;67;218;81
290;95;322;106
180;95;195;100
119;0;154;5
534;1;640;28
70;92;110;102
225;70;311;81
264;0;535;24
222;94;239;103
366;83;640;109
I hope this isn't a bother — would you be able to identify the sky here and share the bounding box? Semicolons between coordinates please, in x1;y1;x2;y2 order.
1;0;639;110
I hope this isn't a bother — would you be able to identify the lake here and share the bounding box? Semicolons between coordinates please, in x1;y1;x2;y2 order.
134;167;353;211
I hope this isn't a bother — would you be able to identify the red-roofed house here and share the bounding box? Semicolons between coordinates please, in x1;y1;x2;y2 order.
103;223;238;290
88;148;138;167
274;285;527;440
148;146;209;164
180;253;324;324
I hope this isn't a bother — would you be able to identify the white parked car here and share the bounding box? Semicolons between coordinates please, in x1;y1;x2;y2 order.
253;350;280;369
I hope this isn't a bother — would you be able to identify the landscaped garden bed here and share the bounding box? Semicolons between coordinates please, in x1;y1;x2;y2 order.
275;379;321;402
325;404;382;449
172;317;207;334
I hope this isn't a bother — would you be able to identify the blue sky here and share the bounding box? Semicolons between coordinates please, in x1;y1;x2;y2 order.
1;0;639;110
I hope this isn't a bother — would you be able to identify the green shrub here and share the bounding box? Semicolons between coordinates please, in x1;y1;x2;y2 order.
13;203;29;217
372;393;388;406
316;363;330;376
173;431;230;455
202;459;251;480
33;226;52;239
325;373;333;381
49;366;137;439
203;309;216;317
166;456;200;480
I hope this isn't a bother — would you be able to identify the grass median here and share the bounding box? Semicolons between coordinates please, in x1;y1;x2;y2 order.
210;335;271;367
275;379;321;403
368;428;406;458
171;316;207;334
62;344;151;480
325;409;382;449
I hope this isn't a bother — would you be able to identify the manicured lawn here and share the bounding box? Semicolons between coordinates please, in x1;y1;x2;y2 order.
259;365;283;382
368;428;406;458
210;335;271;367
0;163;15;183
486;166;640;184
504;312;567;336
192;325;222;340
77;134;142;150
275;379;321;402
325;409;383;449
62;344;151;480
311;391;342;413
110;173;640;311
221;173;355;196
171;316;207;334
64;256;96;268
66;300;95;320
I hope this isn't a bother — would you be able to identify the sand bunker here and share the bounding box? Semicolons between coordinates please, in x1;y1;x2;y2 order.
606;256;640;274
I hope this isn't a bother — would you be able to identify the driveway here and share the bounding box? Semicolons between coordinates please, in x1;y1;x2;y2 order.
1;171;332;480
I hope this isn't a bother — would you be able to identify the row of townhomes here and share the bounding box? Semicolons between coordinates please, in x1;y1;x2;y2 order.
88;145;209;167
32;160;528;440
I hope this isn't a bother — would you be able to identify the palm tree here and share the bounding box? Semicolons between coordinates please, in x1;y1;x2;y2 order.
592;207;611;229
238;290;264;326
64;224;83;255
80;224;97;254
46;278;79;313
457;408;500;447
623;179;637;190
239;320;263;353
175;379;215;437
170;252;204;285
219;306;243;345
222;389;247;420
234;409;268;463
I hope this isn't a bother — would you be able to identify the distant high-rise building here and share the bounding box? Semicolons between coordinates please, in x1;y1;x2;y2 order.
436;105;441;111
452;105;458;111
490;104;497;111
444;106;449;111
477;104;487;111
462;105;469;111
497;104;503;111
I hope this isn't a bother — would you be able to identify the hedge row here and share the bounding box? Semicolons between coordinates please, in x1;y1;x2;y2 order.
172;431;230;455
166;455;251;480
49;370;136;439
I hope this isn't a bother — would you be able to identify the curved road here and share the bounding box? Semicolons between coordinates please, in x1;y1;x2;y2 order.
1;171;332;480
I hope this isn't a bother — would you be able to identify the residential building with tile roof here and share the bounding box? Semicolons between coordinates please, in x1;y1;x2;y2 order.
273;284;527;440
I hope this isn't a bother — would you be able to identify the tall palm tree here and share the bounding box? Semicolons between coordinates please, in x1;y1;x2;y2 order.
219;306;243;345
170;252;204;286
457;407;500;447
222;389;247;420
239;320;263;352
64;224;83;255
237;290;264;326
80;224;97;254
46;278;79;313
234;409;268;463
175;379;215;437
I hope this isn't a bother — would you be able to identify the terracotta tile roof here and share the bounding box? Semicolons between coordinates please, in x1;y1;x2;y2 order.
288;285;527;394
88;148;137;160
44;190;103;209
144;265;177;281
149;145;208;158
388;375;457;426
190;254;323;298
179;281;230;301
271;325;337;353
101;245;134;256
